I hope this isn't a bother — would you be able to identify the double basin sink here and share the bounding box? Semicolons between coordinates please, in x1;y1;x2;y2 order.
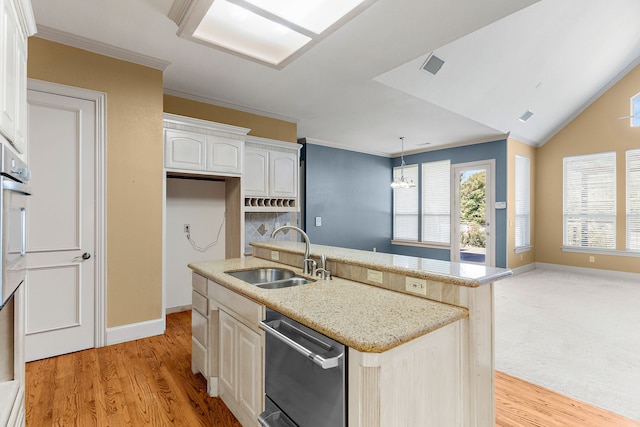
225;267;312;289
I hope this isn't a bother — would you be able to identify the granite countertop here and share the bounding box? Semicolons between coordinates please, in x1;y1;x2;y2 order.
189;257;468;353
251;241;512;287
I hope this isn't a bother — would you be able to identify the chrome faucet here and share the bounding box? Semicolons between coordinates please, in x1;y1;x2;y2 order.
270;225;316;275
316;254;332;280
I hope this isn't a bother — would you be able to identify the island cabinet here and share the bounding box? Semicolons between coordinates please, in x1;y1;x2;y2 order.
163;113;250;176
192;272;264;427
348;319;466;427
243;136;300;210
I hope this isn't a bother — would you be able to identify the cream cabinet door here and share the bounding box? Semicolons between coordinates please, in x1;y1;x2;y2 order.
0;0;19;145
236;320;263;420
219;310;237;398
205;135;242;175
244;147;269;196
164;129;206;171
269;151;297;198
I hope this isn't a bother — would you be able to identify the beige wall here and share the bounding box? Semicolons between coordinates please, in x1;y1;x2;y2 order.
164;94;297;142
535;63;640;273
28;38;164;328
507;137;536;269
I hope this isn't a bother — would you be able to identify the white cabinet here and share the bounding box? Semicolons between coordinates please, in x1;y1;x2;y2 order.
244;136;301;210
163;113;250;176
195;278;264;427
0;0;35;156
191;273;209;380
218;309;262;425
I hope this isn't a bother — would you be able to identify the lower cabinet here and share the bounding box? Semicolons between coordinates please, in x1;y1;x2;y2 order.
218;309;263;426
192;275;264;427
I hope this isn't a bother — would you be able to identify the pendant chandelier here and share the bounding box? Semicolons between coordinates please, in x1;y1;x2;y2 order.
390;137;415;188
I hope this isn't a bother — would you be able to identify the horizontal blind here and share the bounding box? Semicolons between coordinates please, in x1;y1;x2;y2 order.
421;160;450;244
393;164;418;240
514;155;530;248
627;149;640;250
563;152;616;249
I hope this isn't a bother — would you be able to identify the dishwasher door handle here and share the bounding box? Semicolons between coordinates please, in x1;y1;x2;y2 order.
260;319;343;369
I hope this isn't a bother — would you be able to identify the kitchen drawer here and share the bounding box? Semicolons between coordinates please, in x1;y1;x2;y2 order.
192;272;207;295
192;289;208;316
192;309;208;347
192;337;208;377
209;281;263;329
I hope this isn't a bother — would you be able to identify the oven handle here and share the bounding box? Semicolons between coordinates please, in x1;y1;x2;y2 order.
2;179;31;196
259;319;343;369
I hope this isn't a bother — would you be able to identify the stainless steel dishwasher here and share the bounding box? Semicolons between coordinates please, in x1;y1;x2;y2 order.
259;308;346;427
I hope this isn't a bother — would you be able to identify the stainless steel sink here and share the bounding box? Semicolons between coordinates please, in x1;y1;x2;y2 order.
225;268;312;289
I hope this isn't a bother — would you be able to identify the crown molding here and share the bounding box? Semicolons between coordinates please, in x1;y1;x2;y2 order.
34;25;171;71
302;137;391;158
163;88;299;124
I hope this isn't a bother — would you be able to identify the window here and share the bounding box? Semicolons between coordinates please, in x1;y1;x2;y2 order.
563;152;616;249
514;155;530;251
422;160;450;244
632;92;640;128
627;149;640;250
392;164;419;241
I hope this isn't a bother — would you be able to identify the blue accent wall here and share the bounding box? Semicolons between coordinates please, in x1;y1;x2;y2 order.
303;143;393;252
391;140;508;268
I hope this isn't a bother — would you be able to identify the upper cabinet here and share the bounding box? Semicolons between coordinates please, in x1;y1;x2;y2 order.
163;113;250;176
0;0;35;157
244;136;301;211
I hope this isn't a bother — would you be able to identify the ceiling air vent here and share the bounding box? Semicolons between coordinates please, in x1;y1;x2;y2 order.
421;53;445;75
519;110;534;122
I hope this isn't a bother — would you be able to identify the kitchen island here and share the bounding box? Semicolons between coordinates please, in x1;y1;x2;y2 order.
189;242;511;427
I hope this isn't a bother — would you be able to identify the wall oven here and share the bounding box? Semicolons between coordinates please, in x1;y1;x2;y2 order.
259;308;346;427
0;143;30;311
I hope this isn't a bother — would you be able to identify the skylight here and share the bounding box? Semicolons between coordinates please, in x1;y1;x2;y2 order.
175;0;374;68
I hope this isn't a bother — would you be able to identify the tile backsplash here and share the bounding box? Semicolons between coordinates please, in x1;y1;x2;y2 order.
244;212;294;255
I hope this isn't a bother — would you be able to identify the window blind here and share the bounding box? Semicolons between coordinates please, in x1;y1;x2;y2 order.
421;160;450;244
392;164;419;240
514;155;530;249
627;149;640;250
563;152;616;249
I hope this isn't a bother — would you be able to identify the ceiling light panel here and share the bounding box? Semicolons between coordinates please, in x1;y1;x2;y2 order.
193;0;311;65
242;0;368;34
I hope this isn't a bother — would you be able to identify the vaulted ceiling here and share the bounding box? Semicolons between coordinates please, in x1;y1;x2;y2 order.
30;0;640;156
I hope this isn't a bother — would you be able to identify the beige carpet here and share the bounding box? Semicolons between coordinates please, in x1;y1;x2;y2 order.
494;267;640;422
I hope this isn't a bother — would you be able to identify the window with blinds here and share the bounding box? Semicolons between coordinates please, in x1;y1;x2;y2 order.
392;164;419;240
421;160;450;244
563;152;616;249
627;149;640;250
514;155;530;250
632;92;640;128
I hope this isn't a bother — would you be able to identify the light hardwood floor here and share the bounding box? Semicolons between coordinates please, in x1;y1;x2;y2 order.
25;311;640;427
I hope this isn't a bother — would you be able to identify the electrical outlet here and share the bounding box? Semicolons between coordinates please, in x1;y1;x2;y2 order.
271;251;280;261
406;277;427;296
589;256;595;263
184;224;190;234
367;269;383;284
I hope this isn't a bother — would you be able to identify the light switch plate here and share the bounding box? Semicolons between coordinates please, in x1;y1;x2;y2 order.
315;216;322;227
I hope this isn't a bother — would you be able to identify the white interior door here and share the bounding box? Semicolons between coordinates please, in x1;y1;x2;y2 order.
451;161;495;267
25;89;96;361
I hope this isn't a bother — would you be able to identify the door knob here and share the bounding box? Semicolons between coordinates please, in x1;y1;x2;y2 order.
74;252;91;261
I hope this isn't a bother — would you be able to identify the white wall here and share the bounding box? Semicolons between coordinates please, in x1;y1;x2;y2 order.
166;177;226;310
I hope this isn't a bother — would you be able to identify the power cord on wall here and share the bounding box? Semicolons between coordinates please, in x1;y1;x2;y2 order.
185;211;226;252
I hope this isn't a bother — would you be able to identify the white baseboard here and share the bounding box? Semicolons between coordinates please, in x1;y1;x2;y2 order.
535;262;640;281
166;304;192;314
106;317;165;346
510;263;536;275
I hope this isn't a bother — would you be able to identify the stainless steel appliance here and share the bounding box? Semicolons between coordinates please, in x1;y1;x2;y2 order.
259;309;346;427
0;143;30;310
